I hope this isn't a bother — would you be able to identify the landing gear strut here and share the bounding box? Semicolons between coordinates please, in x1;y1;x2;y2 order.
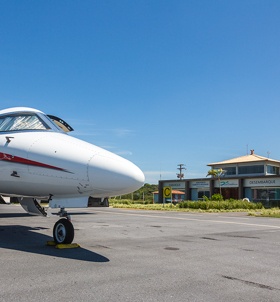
53;208;74;244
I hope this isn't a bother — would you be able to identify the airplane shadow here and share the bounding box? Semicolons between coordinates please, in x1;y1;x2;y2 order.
0;212;31;218
0;225;110;263
49;211;96;217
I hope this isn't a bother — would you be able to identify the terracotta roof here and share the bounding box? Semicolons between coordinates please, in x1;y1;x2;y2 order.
208;153;280;166
153;190;185;194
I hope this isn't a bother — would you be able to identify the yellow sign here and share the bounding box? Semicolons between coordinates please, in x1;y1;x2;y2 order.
163;186;172;198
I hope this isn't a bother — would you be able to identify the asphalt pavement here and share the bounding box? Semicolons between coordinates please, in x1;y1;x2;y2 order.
1;204;280;302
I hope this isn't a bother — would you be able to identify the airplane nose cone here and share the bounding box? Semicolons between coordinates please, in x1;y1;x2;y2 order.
88;152;145;196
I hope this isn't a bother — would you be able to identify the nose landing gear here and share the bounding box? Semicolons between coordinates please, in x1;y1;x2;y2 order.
53;208;74;244
53;218;74;244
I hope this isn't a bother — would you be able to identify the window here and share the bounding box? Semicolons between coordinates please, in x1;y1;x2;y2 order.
0;114;49;132
223;167;236;176
238;165;264;175
198;190;210;199
267;165;279;175
252;188;280;201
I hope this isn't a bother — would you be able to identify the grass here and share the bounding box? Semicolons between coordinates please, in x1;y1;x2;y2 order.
248;208;280;218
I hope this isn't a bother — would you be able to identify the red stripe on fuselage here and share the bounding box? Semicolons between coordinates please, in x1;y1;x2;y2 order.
0;152;69;172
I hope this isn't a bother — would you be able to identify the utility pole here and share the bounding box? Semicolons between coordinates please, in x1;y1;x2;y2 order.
177;164;186;180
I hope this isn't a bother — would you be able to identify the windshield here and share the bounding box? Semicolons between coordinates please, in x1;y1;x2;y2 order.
0;114;50;132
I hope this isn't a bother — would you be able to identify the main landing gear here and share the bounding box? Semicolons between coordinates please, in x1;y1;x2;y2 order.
53;208;74;244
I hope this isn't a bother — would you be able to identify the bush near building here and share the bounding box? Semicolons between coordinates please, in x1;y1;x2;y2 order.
178;200;263;210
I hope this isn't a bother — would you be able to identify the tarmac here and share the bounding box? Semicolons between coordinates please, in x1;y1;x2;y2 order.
1;204;280;302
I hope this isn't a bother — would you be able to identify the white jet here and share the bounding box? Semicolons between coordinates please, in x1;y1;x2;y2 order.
0;107;145;244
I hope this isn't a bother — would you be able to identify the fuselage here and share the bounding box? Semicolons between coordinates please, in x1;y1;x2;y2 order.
0;107;145;199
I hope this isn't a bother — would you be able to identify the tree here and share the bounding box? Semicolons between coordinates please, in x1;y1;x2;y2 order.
206;168;226;196
119;183;158;202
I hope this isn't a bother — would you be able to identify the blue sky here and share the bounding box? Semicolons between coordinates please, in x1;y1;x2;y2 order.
1;1;280;184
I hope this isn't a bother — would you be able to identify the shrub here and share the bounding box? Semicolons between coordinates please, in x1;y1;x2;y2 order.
210;194;223;201
110;199;132;205
111;198;264;211
178;199;263;210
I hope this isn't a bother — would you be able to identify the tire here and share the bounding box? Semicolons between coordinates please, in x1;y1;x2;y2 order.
53;218;74;244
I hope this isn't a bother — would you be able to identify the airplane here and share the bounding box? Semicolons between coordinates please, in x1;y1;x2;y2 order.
0;107;145;244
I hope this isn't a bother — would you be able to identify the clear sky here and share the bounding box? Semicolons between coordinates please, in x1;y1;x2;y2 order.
1;1;280;184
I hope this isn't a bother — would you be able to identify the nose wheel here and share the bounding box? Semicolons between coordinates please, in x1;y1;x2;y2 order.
53;218;74;244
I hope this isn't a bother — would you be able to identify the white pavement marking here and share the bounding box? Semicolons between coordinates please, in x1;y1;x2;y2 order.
94;209;280;229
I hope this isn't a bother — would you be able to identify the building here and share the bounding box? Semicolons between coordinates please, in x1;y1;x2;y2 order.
157;150;280;207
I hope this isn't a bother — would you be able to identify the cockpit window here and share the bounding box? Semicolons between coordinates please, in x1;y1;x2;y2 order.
0;114;50;132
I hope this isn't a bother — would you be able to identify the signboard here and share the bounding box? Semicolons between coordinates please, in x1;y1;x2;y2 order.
163;186;172;198
162;182;185;189
244;178;280;187
215;179;239;188
190;181;210;188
